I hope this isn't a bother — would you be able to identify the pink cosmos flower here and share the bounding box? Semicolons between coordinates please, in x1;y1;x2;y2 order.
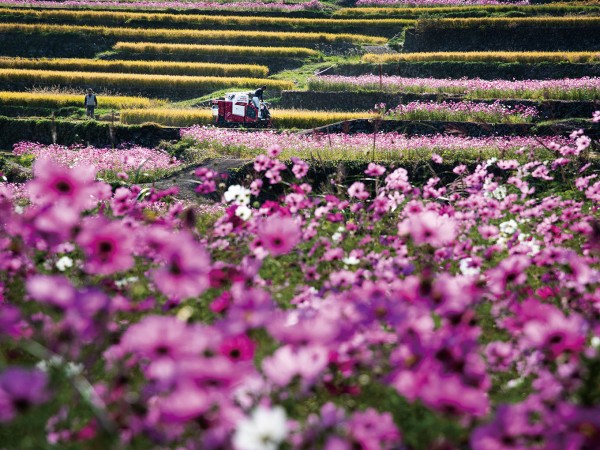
267;144;282;158
0;305;23;339
110;187;137;216
348;182;370;200
250;179;263;196
262;344;329;387
385;168;412;193
31;203;80;243
76;217;134;275
219;334;256;362
257;215;301;256
0;367;49;422
27;158;97;211
486;255;531;295
265;159;286;185
419;373;489;417
478;225;499;239
155;384;210;424
497;160;519;170
347;408;401;449
531;165;553;181
453;164;467;175
120;316;200;361
365;163;386;176
400;210;457;247
576;135;591;152
26;275;76;310
292;157;309;179
118;316;210;384
254;154;270;172
151;232;211;300
522;308;586;359
585;181;600;202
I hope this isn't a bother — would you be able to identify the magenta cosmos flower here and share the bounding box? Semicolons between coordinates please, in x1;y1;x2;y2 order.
27;158;97;211
76;217;135;275
257;215;301;256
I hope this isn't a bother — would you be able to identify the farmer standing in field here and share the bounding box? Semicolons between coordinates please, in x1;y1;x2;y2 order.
84;88;98;119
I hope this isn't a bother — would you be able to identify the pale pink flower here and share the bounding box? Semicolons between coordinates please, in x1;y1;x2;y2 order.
365;163;386;176
267;144;282;158
348;182;369;200
401;211;457;247
257;215;301;256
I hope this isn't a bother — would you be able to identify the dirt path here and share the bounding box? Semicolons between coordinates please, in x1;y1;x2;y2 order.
143;158;250;202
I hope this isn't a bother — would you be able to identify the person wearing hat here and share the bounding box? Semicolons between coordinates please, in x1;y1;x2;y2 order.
84;88;98;119
252;85;266;118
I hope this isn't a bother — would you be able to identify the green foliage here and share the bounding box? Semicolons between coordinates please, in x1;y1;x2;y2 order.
0;116;180;150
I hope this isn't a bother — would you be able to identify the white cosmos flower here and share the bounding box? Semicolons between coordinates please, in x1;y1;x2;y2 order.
37;356;83;376
491;185;507;200
499;219;518;235
115;276;139;288
235;205;252;221
233;405;288;450
343;256;360;266
506;378;525;389
224;185;251;206
55;256;73;272
332;226;345;242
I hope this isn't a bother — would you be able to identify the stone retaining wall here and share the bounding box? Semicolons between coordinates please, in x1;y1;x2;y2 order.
0;116;180;149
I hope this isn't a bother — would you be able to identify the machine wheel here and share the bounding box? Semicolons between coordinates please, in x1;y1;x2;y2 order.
216;115;225;126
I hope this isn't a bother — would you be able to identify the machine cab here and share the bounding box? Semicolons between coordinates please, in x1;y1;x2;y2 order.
211;91;271;127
